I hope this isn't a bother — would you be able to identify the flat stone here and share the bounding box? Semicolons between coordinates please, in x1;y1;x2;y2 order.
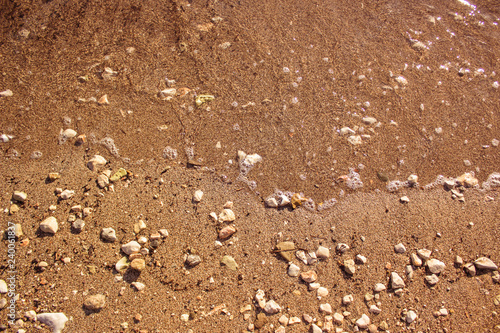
84;294;106;311
219;225;236;240
391;272;405;289
220;255;238;270
101;228;117;242
276;241;295;262
411;253;423;267
289;316;301;325
362;117;377;125
263;300;281;314
37;313;68;333
130;259;146;271
425;274;439;285
317;287;328;297
406;310;417;324
374;283;386;293
185;254;202;267
319;303;332;314
417;249;432;261
316;246;330;259
356;314;371;329
465;263;476;276
40;216;58;234
133;220;147;234
278;315;288;326
457;172;478;187
427;259;446;274
333;312;344;324
455;256;464;266
265;197;278;207
12;191;27;203
218;209;235;222
400;196;410;203
394;243;406;253
131;282;145;291
121;241;141;255
288;263;300;277
192;190;203;202
369;305;381;314
348;135;362;145
344;259;356;275
14;224;23;238
474;257;498;270
310;324;322;333
300;270;317;283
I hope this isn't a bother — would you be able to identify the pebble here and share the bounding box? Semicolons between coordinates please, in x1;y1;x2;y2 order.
263;300;281;314
72;219;84;233
394;243;406;253
474;257;498;270
336;243;349;253
355;254;367;264
368;324;378;333
340;127;355;135
220;255;238;270
218;209;235;222
310;324;322;333
411;253;423;267
308;282;320;291
342;294;354;305
219;225;236;240
122;241;141;255
465;263;476;276
369;305;381;314
492;271;500;283
265;197;279;207
193;190;203;202
344;259;356;275
316;246;330;259
356;314;371;329
425;274;439;285
115;257;130;273
14;224;23;238
427;259;446;274
400;196;410;203
133;220;147;234
275;326;286;333
60;190;74;200
319;303;332;314
0;280;7;294
101;228;117;242
25;310;37;321
407;174;418;185
391;272;405;289
300;270;317;283
40;216;58;234
439;308;449;316
12;191;27;203
84;294;106;311
37;313;68;333
406;310;417;324
87;155;107;171
0;298;6;308
417;249;432;261
457;173;478;187
131;282;145;291
185;254;202;267
317;287;329;297
278;315;288;326
255;313;267;329
348;135;362;145
362;117;377;125
374;283;386;293
288;263;300;277
96;174;109;188
130;259;146;271
333;312;344;324
255;290;266;308
289;316;301;325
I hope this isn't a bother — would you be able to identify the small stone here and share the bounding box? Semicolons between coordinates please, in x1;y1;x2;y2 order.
115;257;130;273
355;254;367;264
101;228;117;242
0;89;13;97
317;287;329;297
60;189;74;200
300;270;317;283
308;282;320;291
374;283;386;293
84;294;106;311
394;243;406;253
255;289;266;308
333;312;344;324
465;263;476;276
344;259;356;275
310;324;322;333
474;257;498;270
220;255;238;270
457;173;478;187
131;282;145;291
180;313;189;322
364;293;374;302
289;316;301;325
40;217;58;234
439;308;449;316
406;265;414;279
411;253;423;267
0;280;7;294
425;274;439;285
362;117;377;125
348;135;362;145
266;197;278;207
219;225;236;240
193;190;203;202
400;196;410;203
407;174;418;185
96;174;109;188
72;219;85;233
316;246;330;259
336;243;350;253
288;263;300;277
12;191;27;203
369;305;381;314
159;229;169;237
391;272;405;289
9;204;19;214
264;300;281;314
185;254;202;267
278;315;288;326
492;139;499;147
14;224;23;238
130;259;146;271
219;209;235;222
319;303;332;314
122;241;141;255
427;259;446;274
98;94;109;105
417;249;432;261
356;314;371;329
37;313;68;333
406;310;417;324
87;155;107;171
379;321;389;330
368;324;378;333
133;220;147;234
255;312;267;329
342;294;354;305
492;271;500;283
25;310;37;321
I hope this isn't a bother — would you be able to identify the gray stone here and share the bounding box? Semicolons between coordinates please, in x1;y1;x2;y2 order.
417;249;432;261
391;272;405;289
425;274;439;285
310;324;322;333
101;228;117;242
427;259;446;274
72;219;85;233
84;294;106;311
356;314;371;329
121;241;141;255
96;174;109;188
12;191;27;203
344;259;356;275
406;310;417;324
263;300;281;314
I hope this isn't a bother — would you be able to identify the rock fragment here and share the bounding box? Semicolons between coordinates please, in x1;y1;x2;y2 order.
394;243;406;253
219;209;235;222
130;259;146;271
427;259;446;274
115;257;130;273
288;263;300;277
192;190;203;202
474;257;498;270
336;243;349;253
300;270;317;283
343;259;356;275
417;249;432;261
374;283;386;293
101;228;117;242
84;294;106;311
391;272;405;289
37;313;68;333
121;241;141;255
220;255;238;270
12;191;27;203
219;225;236;240
425;274;439;285
263;300;281;314
87;155;107;171
60;190;74;200
356;314;371;329
406;310;417;324
319;303;332;314
185;254;202;267
255;290;266;308
96;174;109;188
316;246;330;259
410;253;423;267
342;294;354;305
40;217;58;234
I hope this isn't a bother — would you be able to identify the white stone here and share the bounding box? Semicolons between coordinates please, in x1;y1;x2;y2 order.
316;246;330;259
340;127;355;135
410;253;423;267
355;314;371;329
391;272;405;289
37;313;68;333
193;190;203;202
406;310;417;324
317;287;329;297
218;209;235;222
12;191;27;203
342;294;354;305
265;197;278;208
40;217;58;234
373;283;386;293
425;274;439;285
288;263;300;277
319;303;332;314
333;312;344;324
121;241;141;255
355;254;367;264
400;196;410;203
427;259;446;274
278;315;288;326
0;89;13;97
25;310;37;321
308;282;321;291
344;259;356;275
255;289;266;308
474;257;498;270
62;129;77;139
394;243;406;253
101;228;117;242
180;313;189;322
289;316;301;325
362;117;377;125
263;300;281;314
407;174;418;185
60;190;74;200
395;76;408;86
278;195;290;207
131;282;145;291
369;305;381;314
115;257;130;273
417;249;432;261
439;308;449;316
348;135;362;145
0;280;7;293
310;324;322;333
244;153;262;165
87;155;107;171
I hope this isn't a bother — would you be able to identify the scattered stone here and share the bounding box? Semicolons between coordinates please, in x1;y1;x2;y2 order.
391;272;405;289
364;292;374;302
9;204;19;214
219;225;236;240
427;259;446;274
410;253;423;267
465;263;476;276
348;135;362;145
101;228;117;242
265;197;278;208
185;254;202;267
336;243;350;253
288;263;300;277
439;308;449;316
308;282;320;291
310;324;322;333
406;265;414;279
333;312;344;324
263;300;281;314
406;310;417;324
254;313;267;329
278;315;288;326
220;255;238;270
96;174;109;188
316;246;330;259
356;314;371;329
342;294;354;305
255;290;266;308
84;294;106;311
368;324;378;333
0;280;7;294
0;89;13;97
37;313;68;333
115;257;130;273
493;271;500;283
131;282;145;291
110;168;128;182
356;254;367;264
276;242;295;262
317;287;328;297
289;316;301;325
408;174;418;185
374;283;386;293
362;117;377;125
133;220;147;234
12;191;27;203
425;274;439;285
394;243;406;253
219;209;235;222
457;173;478;187
60;190;74;200
379;321;389;331
400;196;410;203
130;259;146;271
343;259;356;275
193;190;203;202
474;257;498;270
121;241;141;255
72;219;85;233
319;303;332;314
300;270;317;283
369;305;381;314
40;217;58;234
417;249;432;261
87;155;107;171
